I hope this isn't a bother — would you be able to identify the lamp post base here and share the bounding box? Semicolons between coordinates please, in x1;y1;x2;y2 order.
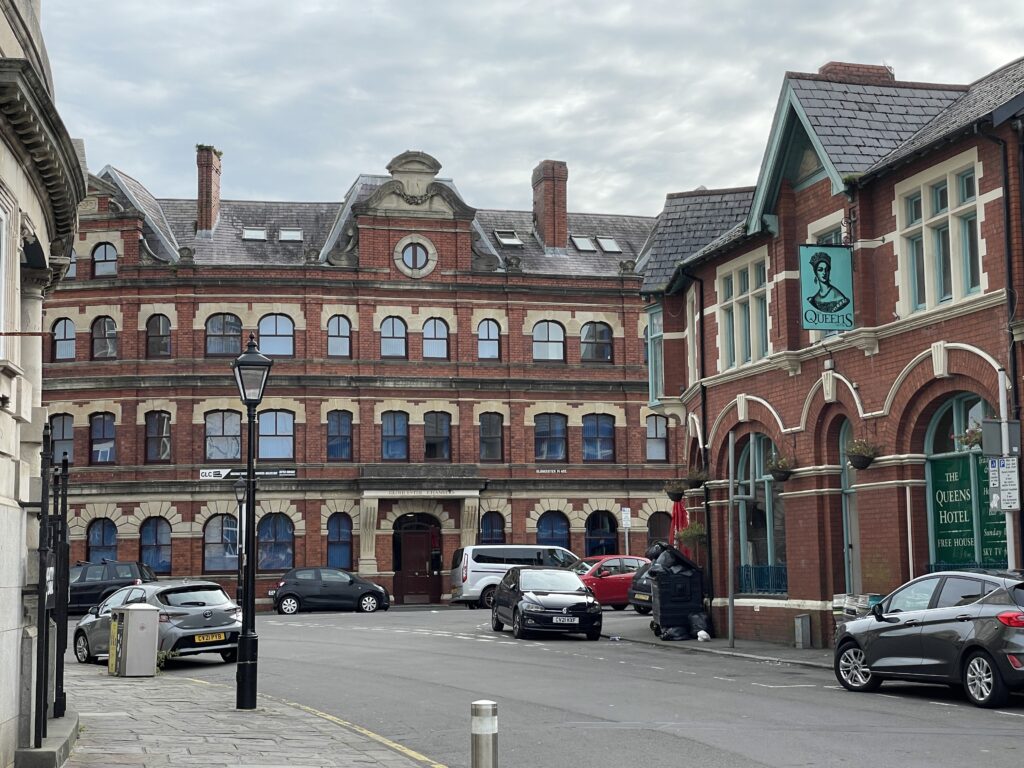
236;633;259;709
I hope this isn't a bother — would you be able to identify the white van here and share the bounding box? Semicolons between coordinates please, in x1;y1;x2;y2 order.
450;544;579;608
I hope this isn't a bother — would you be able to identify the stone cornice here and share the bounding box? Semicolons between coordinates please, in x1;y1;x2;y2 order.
0;59;85;250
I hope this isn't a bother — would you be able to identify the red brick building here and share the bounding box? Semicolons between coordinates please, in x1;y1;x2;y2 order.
43;148;667;605
640;59;1024;646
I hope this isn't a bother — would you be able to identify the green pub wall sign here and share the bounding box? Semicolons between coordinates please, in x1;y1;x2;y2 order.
798;244;854;331
930;454;1008;566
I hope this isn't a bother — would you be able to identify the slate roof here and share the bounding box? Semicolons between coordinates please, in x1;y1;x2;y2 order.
863;56;1024;177
789;75;964;177
102;167;180;259
639;187;754;294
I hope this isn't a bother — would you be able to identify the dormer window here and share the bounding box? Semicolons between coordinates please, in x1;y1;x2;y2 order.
242;227;267;241
570;235;596;252
494;230;523;247
279;228;303;242
596;236;621;253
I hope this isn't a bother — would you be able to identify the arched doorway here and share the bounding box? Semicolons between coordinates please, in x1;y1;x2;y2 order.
738;433;786;594
925;393;1006;569
392;513;443;604
585;510;618;556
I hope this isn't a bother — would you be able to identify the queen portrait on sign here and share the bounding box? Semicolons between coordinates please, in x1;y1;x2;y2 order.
807;251;850;313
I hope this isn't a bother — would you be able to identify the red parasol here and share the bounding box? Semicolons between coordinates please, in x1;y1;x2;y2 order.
669;498;690;555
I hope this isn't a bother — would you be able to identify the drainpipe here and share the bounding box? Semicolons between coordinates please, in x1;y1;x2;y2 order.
681;269;714;602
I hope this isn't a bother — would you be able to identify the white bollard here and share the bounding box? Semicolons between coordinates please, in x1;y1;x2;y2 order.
471;699;498;768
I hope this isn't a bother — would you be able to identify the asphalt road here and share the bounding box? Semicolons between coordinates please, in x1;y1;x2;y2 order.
157;607;1023;768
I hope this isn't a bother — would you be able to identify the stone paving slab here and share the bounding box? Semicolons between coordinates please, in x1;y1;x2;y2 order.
64;664;443;768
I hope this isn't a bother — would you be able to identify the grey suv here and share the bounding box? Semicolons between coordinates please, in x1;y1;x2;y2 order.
73;580;241;664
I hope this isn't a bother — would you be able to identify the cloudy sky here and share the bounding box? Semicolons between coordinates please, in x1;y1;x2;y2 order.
41;1;1024;217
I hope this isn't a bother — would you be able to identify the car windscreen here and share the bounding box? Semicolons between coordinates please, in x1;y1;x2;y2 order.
520;571;587;593
158;587;230;607
570;559;600;575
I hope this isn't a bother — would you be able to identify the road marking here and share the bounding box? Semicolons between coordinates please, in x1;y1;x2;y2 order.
929;701;958;707
677;670;696;675
713;677;736;682
751;683;817;688
996;710;1024;717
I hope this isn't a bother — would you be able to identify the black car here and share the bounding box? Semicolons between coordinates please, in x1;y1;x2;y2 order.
269;567;390;614
490;566;602;640
834;569;1024;707
68;560;157;613
627;561;653;614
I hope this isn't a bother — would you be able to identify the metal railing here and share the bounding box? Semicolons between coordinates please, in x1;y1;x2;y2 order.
738;564;788;594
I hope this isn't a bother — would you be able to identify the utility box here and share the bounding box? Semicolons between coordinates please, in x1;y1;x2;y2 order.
108;604;159;677
794;613;811;649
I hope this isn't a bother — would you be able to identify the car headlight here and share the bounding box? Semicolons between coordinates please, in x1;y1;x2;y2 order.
522;602;545;613
587;602;602;613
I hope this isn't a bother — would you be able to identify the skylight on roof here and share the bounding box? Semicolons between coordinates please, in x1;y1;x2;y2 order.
570;235;597;252
494;229;523;247
279;228;304;242
596;236;622;253
242;227;267;241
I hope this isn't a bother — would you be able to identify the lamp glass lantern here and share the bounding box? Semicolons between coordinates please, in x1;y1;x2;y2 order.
232;334;273;405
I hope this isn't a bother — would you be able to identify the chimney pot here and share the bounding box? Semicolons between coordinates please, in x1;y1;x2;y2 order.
817;61;895;85
196;144;222;235
532;160;568;249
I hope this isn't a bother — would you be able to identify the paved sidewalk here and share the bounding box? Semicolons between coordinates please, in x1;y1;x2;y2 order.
599;611;834;669
63;663;442;768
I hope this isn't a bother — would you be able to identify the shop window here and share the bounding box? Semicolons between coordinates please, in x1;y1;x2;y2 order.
203;514;238;572
140;517;171;574
86;518;117;562
257;513;294;570
537;510;569;548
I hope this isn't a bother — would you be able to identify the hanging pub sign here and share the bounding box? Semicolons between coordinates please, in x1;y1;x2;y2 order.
798;244;854;331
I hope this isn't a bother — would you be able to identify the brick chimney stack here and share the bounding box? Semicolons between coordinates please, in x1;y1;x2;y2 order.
532;160;568;249
817;62;895;85
196;144;222;235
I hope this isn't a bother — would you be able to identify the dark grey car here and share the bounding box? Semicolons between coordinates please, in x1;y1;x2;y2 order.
74;580;241;664
834;569;1024;707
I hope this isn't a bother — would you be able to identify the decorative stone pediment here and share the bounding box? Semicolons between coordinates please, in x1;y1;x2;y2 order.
353;151;476;220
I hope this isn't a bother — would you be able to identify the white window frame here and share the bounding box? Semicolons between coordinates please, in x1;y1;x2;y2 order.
807;211;849;342
646;305;663;405
895;149;986;317
278;228;303;242
242;227;267;241
715;248;770;372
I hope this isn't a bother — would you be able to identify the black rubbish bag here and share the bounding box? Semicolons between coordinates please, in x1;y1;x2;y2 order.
645;540;671;560
660;624;693;641
688;611;710;634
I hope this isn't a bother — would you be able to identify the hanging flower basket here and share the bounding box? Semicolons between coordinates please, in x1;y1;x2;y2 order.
848;454;874;470
664;480;687;501
769;467;793;482
684;467;709;490
846;438;880;470
766;454;795;482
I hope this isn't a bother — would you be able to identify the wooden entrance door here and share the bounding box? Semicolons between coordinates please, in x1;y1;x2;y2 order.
397;531;435;604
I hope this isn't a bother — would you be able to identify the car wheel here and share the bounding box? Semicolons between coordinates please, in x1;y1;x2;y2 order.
834;642;882;692
358;594;380;613
73;632;94;664
634;605;652;615
220;648;237;663
612;604;627;611
277;595;300;615
963;650;1008;708
479;586;497;610
511;609;527;639
586;626;602;641
490;605;504;632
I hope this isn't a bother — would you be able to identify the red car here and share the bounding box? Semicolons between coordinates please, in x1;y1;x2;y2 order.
570;555;651;609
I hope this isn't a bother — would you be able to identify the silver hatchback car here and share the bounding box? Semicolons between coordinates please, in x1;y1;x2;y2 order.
74;579;241;664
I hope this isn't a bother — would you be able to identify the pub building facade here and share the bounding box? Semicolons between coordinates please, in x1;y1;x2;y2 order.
42;147;671;606
640;58;1024;646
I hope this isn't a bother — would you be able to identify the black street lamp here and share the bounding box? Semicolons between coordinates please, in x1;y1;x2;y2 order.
231;332;272;710
233;478;247;604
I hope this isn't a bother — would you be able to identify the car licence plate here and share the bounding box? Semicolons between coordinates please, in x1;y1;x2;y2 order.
552;616;578;624
267;589;277;597
634;593;650;601
194;632;226;643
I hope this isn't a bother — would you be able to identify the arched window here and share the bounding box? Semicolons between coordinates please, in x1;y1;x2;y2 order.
534;413;567;462
838;419;861;594
381;410;408;461
532;321;565;361
327;410;353;461
52;318;75;361
327;315;351;358
145;411;172;463
480;511;505;544
402;242;428;270
424;411;451;461
258;410;294;460
477;319;500;360
91;242;117;278
585;510;617;556
146;314;171;358
140;517;171;574
381;317;407;358
89;412;116;464
647;511;671;545
738;433;786;593
479;412;503;462
203;514;238;572
205;410;241;461
50;414;74;465
646;415;668;461
581;321;613;362
257;513;294;570
537;510;569;548
205;313;242;356
67;248;77;279
326;512;353;569
91;317;118;359
582;414;615;462
423;318;449;359
258;314;294;357
86;518;117;562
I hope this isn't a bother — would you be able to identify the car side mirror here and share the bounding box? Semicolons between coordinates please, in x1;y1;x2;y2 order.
597;569;610;578
870;603;886;621
88;606;99;617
